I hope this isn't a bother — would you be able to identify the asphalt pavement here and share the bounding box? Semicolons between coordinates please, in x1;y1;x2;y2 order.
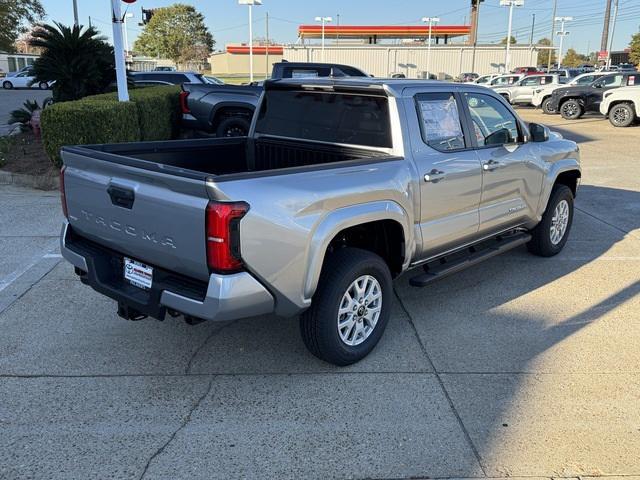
0;110;639;479
0;88;52;136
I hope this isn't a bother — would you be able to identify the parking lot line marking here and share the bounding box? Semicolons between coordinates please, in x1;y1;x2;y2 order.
0;240;59;293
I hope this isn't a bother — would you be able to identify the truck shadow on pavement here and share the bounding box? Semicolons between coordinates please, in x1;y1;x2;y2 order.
390;183;640;476
184;184;640;476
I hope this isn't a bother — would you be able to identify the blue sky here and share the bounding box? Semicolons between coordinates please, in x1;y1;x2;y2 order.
41;0;640;54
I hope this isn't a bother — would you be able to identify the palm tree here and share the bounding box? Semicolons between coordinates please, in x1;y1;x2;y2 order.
9;99;41;132
29;22;115;102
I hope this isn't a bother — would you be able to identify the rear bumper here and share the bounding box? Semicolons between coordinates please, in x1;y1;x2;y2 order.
60;221;274;322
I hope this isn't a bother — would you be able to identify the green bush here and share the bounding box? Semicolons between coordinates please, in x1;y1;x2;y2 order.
41;100;140;167
40;86;180;167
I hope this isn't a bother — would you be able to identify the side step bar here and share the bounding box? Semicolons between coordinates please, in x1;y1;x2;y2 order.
409;232;531;287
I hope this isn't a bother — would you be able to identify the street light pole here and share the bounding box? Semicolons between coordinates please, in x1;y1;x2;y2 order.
315;16;333;62
110;0;129;102
555;16;573;67
239;0;263;83
72;0;79;26
123;12;134;54
421;17;440;78
500;0;523;73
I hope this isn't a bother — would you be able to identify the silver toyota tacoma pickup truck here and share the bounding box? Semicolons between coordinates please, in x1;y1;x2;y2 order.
60;78;581;366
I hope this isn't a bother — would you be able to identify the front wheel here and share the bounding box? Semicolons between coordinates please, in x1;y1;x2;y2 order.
300;248;392;366
541;97;556;114
609;103;635;127
38;82;49;90
527;185;574;257
560;99;583;120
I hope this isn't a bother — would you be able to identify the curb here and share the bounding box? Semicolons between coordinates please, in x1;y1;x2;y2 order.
0;169;59;190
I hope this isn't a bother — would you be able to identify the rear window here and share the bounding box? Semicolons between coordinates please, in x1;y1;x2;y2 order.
255;90;392;148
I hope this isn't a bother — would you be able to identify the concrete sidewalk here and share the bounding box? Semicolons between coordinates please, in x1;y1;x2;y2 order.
0;111;639;480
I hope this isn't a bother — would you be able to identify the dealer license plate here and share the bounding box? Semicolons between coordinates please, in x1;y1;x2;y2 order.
123;257;153;290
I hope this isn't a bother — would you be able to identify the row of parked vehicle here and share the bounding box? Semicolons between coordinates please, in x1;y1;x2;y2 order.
472;69;639;127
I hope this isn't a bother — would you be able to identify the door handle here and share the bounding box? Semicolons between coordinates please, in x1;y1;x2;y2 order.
424;169;446;183
482;159;505;171
107;185;135;209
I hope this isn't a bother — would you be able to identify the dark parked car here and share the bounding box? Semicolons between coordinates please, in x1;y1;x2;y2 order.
549;72;638;119
180;61;370;137
130;71;207;87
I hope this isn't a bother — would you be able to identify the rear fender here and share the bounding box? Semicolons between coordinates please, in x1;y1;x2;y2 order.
303;200;412;301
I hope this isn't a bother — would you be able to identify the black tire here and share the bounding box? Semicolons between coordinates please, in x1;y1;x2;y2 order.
2;81;13;89
608;102;635;127
541;97;556;114
560;99;583;120
527;184;574;257
215;116;250;137
300;248;392;366
38;81;48;90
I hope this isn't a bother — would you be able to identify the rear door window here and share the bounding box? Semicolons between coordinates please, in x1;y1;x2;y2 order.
255;90;392;148
414;92;466;151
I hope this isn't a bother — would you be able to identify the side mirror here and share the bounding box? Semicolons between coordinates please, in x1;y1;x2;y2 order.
529;122;550;142
593;83;603;88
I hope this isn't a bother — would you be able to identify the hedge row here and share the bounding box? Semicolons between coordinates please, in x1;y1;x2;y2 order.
41;86;180;167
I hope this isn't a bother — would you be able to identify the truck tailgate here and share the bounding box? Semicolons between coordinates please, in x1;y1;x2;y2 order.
62;148;211;282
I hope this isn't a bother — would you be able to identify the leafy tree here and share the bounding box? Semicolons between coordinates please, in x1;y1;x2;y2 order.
30;23;115;102
133;4;214;66
536;38;557;66
562;48;589;67
630;32;640;67
0;0;45;52
500;35;517;45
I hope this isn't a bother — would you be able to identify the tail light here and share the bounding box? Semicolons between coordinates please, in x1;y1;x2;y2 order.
179;91;190;114
60;165;68;219
206;201;249;273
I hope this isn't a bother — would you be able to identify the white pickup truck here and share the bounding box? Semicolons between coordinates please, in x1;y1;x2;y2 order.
600;85;640;127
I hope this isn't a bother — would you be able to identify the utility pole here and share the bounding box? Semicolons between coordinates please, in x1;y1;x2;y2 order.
606;0;619;68
548;0;557;70
88;16;92;29
265;12;269;79
315;16;332;61
600;0;612;54
72;0;79;26
470;0;483;74
336;14;340;45
529;13;536;46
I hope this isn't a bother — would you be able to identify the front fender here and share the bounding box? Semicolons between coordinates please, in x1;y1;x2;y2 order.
536;158;581;219
303;200;413;301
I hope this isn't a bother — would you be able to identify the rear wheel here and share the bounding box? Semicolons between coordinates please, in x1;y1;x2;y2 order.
215;116;250;137
300;248;392;366
527;184;574;257
560;99;583;120
609;103;635;127
541;97;556;114
2;81;13;89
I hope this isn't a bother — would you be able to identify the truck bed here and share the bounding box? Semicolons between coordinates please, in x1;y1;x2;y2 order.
64;136;391;180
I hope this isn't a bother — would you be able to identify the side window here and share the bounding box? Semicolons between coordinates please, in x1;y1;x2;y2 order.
464;93;520;147
577;75;595;85
602;75;623;87
415;92;465;151
541;76;553;85
521;77;540;86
